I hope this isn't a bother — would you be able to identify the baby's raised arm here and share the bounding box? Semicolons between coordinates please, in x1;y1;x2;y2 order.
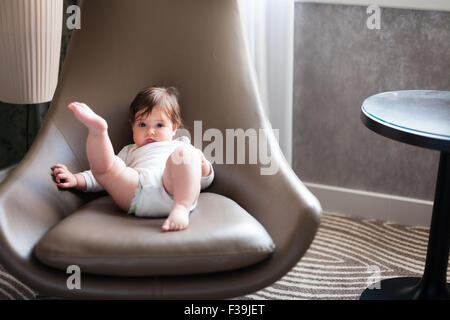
51;164;87;191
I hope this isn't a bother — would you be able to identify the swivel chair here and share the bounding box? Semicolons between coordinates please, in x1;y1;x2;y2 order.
0;0;321;299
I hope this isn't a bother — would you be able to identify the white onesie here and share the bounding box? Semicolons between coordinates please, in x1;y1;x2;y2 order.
80;136;214;217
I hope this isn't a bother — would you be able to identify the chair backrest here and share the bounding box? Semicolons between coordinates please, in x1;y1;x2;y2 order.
43;0;271;197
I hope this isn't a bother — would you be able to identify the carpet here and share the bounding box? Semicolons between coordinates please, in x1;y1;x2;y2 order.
0;212;448;300
241;212;449;300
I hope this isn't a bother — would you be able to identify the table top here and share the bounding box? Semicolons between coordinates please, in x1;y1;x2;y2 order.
361;90;450;152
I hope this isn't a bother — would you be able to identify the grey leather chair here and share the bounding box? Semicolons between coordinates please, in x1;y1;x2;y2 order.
0;0;321;299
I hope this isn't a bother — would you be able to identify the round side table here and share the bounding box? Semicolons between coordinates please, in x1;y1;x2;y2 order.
360;90;450;300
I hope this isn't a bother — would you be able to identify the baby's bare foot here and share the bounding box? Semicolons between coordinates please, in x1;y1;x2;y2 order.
162;203;190;232
68;102;107;135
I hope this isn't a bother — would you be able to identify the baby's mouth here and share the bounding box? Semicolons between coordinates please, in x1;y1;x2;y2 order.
146;138;156;144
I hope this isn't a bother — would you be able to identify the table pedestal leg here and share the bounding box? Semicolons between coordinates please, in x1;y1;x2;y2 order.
361;152;450;300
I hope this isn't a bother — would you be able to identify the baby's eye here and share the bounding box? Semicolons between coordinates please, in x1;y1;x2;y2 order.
156;123;164;128
137;122;146;128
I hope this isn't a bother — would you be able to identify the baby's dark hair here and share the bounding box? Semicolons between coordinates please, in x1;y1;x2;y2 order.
129;86;183;128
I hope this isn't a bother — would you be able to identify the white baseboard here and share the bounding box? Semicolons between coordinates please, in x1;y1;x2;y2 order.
305;182;433;227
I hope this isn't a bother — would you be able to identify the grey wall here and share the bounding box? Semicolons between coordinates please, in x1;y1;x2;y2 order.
293;3;449;201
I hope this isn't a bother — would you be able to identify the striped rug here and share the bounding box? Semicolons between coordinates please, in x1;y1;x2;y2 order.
0;212;448;300
240;212;449;300
0;265;35;300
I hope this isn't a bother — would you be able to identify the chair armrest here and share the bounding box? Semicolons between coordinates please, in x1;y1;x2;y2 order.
0;121;86;260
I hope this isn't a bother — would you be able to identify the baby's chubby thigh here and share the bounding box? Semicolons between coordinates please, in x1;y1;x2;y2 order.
162;144;202;197
94;156;140;212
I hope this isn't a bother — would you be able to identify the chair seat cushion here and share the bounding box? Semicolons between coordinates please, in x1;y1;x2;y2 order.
34;193;275;276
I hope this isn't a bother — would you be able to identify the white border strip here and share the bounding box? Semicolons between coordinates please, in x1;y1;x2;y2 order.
295;0;450;12
305;182;433;227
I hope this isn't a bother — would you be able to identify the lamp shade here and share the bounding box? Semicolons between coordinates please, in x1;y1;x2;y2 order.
0;0;63;104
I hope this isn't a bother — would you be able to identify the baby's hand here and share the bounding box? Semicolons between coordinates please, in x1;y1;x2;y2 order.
51;164;78;189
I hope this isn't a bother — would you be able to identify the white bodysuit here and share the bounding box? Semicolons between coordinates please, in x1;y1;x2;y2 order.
80;136;214;217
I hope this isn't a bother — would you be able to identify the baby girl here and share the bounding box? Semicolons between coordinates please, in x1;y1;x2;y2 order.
51;86;214;232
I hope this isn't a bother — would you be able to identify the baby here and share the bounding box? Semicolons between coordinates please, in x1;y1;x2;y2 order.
51;86;214;232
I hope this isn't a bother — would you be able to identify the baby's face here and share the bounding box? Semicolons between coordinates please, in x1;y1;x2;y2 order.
132;106;178;147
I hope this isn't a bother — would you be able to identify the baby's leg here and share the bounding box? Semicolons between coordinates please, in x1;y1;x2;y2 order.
161;145;202;231
68;102;139;211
